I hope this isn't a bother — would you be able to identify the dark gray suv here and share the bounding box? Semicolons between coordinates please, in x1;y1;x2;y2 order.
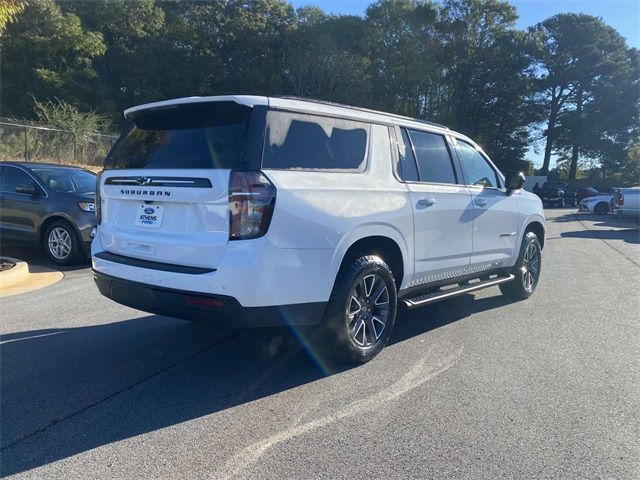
0;162;96;265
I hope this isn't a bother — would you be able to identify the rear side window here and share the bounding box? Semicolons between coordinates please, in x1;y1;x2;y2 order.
105;102;251;170
262;110;369;171
407;129;457;184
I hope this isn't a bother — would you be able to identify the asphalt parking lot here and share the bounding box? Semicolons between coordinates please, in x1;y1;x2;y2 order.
1;209;639;479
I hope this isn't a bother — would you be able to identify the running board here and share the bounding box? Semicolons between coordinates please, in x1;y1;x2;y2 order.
401;274;515;309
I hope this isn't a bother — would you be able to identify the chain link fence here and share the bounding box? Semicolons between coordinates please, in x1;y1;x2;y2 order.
0;119;117;167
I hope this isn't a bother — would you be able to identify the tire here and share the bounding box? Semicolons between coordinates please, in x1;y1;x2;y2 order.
499;232;542;300
594;203;609;215
315;255;398;365
43;220;83;265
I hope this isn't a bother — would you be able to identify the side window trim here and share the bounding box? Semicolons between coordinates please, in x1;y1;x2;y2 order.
445;135;466;186
402;127;460;186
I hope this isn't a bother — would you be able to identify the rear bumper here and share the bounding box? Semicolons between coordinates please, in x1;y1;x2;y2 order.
93;270;326;327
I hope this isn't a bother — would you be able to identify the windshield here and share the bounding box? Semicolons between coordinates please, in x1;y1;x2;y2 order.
31;168;96;194
105;102;251;170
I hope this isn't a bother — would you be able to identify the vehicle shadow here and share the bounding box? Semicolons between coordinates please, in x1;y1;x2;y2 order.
0;243;90;274
0;292;515;476
560;228;640;244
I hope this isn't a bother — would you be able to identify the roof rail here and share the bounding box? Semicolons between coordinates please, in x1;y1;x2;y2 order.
276;96;449;130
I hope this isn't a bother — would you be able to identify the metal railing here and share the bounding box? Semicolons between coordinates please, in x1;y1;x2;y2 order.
0;120;117;167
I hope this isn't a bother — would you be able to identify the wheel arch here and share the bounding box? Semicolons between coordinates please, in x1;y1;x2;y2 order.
39;215;79;246
335;235;407;290
595;201;610;213
524;220;545;249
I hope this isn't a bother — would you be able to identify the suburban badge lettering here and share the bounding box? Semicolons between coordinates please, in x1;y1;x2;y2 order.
120;189;170;197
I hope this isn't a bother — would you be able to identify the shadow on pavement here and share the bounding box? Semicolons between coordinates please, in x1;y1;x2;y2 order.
0;292;514;476
561;228;640;244
0;243;91;275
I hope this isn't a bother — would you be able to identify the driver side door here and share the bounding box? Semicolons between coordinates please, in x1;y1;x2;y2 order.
0;165;46;243
452;139;519;269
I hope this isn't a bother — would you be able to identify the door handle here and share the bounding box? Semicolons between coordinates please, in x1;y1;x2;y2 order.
417;198;436;208
474;199;487;207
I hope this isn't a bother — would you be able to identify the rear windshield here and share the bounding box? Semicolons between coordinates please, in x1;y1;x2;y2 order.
105;102;251;170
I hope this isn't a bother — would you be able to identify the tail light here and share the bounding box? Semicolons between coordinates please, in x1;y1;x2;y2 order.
95;172;102;224
229;171;276;240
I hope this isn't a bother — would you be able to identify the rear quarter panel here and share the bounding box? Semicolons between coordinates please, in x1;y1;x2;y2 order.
263;124;415;288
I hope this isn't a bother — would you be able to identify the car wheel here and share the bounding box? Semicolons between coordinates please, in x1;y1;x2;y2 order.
44;220;82;265
500;232;542;300
316;255;397;365
594;203;609;215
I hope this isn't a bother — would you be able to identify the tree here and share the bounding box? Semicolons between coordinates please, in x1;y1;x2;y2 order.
364;0;440;117
531;14;637;179
1;0;106;118
0;0;27;34
284;8;369;104
436;0;536;170
170;0;296;95
60;0;165;119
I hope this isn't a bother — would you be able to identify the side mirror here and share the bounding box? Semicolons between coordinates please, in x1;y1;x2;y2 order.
504;171;525;195
15;183;38;196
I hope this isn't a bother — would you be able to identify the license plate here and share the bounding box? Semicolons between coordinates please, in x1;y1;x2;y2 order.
135;204;164;229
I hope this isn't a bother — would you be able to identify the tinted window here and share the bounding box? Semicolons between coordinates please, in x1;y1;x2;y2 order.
456;141;499;188
407;130;456;184
262;111;368;170
105;102;251;170
1;167;35;193
31;168;96;194
395;128;419;181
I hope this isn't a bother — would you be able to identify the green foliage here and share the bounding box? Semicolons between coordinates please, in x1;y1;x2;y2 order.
531;13;638;180
1;0;638;182
33;97;110;136
0;0;27;34
1;0;107;117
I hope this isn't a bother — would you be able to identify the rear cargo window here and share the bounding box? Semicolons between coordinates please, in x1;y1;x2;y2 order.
262;110;369;171
104;102;251;170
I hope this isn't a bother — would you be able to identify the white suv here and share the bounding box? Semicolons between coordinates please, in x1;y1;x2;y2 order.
93;95;545;363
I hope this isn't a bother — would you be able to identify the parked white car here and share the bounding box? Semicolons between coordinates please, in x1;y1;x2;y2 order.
579;194;612;215
612;188;640;222
92;95;545;363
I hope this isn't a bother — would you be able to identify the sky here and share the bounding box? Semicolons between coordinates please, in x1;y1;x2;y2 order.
288;0;639;169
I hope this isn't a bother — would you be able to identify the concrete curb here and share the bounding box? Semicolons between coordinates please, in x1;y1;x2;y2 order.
0;257;30;288
0;257;64;298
